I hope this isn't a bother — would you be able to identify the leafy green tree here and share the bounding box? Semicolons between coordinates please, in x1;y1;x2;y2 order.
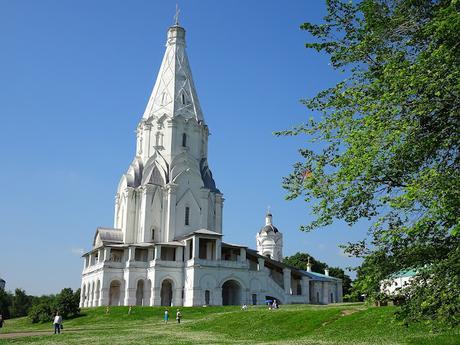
55;288;80;319
278;0;459;327
10;289;32;318
28;303;53;323
284;252;353;298
0;289;12;319
283;252;326;272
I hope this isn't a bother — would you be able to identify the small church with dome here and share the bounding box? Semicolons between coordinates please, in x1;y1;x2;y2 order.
79;19;342;308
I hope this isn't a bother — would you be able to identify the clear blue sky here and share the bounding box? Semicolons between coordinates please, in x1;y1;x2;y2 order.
0;0;365;295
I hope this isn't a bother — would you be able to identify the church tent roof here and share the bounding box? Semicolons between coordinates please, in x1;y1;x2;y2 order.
142;25;204;122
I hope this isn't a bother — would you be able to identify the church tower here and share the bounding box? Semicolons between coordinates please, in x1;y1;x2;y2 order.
113;23;223;244
256;212;283;262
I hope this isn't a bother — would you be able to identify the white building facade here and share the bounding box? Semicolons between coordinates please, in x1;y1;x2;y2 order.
80;23;342;308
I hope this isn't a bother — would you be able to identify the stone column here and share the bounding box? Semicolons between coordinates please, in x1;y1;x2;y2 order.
258;258;265;271
321;282;327;304
87;282;93;307
128;247;135;261
337;282;343;303
164;184;178;242
214;287;223;305
113;193;120;228
124;277;136;306
283;268;292;295
175;246;183;262
79;280;86;308
239;248;247;263
155;245;161;260
215;238;222;260
147;247;154;262
174;288;183;306
192;237;199;259
215;194;224;233
301;276;310;303
151;287;161;306
103;247;111;262
139;184;156;243
123;187;136;243
200;188;210;228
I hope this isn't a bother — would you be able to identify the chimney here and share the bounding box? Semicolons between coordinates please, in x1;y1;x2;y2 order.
324;268;329;276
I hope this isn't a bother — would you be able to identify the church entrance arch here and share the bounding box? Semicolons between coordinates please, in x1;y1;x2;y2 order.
160;279;173;306
222;280;242;305
109;280;121;306
136;280;144;306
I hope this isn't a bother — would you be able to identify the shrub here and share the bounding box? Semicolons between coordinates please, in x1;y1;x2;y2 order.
28;303;53;323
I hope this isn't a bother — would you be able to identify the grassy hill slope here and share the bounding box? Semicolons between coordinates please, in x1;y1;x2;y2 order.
0;304;458;344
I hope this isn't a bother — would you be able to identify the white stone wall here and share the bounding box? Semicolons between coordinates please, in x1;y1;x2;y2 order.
81;241;322;307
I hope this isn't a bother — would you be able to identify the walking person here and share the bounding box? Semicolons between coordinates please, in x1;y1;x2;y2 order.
53;312;63;334
164;309;169;323
176;309;182;324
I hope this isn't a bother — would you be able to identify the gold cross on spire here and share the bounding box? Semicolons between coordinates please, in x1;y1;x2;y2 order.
174;4;180;26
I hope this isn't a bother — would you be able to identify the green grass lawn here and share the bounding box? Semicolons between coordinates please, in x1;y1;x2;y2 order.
0;304;458;344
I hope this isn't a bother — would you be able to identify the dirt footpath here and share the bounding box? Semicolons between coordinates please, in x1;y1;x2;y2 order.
0;330;77;339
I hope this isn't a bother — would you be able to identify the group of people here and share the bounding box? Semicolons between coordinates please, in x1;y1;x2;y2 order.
268;299;279;310
0;305;186;335
241;300;279;311
164;309;182;324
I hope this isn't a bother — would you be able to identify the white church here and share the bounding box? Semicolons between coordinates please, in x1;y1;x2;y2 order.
80;21;343;308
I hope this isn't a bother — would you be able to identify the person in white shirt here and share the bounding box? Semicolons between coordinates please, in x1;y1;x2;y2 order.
53;312;63;334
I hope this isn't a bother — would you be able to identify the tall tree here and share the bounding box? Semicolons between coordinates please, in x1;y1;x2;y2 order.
278;0;459;327
0;289;12;318
55;288;80;319
10;289;32;318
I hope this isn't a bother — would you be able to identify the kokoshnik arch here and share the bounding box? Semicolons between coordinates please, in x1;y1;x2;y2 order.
80;20;343;307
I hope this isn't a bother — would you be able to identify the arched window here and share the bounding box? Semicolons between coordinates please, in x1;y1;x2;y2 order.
185;207;190;226
182;133;187;147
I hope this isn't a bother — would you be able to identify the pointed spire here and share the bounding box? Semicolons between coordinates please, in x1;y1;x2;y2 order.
142;19;204;122
174;4;180;26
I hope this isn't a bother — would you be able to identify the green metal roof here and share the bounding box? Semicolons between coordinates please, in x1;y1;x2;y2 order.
391;268;418;278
